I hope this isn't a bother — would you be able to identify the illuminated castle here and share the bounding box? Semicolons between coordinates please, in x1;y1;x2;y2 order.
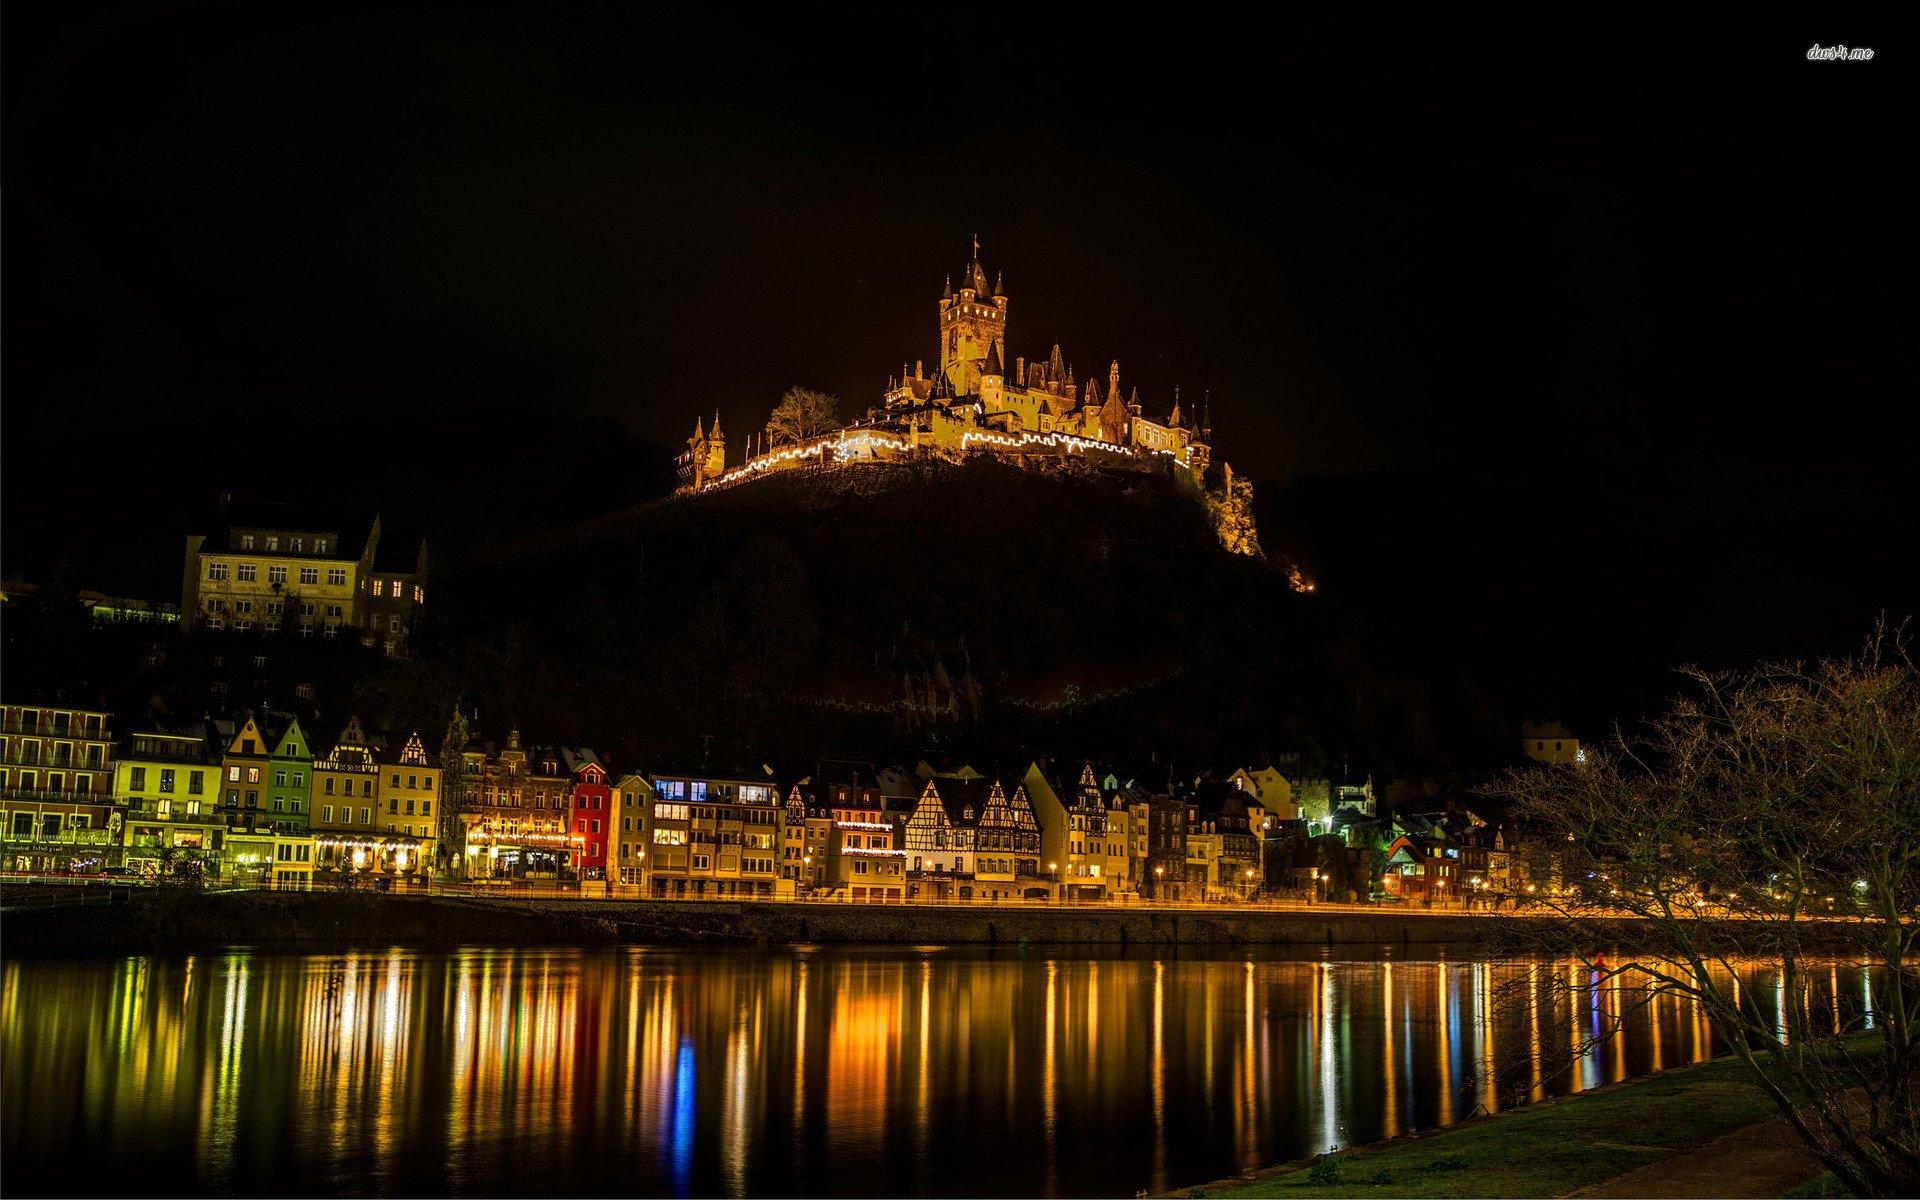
677;238;1261;557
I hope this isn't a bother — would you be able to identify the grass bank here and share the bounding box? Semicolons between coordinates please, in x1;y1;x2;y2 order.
1184;1054;1824;1199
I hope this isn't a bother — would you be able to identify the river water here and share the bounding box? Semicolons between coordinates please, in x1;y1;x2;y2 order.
0;945;1874;1197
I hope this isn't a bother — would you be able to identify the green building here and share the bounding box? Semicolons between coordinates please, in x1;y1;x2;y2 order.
268;717;313;832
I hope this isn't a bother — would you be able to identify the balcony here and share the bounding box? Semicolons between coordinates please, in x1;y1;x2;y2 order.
0;720;110;737
123;807;228;826
0;827;114;847
0;786;113;804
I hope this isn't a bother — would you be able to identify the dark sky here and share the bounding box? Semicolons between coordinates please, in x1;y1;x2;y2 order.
4;5;1910;712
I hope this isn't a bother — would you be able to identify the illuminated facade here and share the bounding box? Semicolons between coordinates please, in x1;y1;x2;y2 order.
1;703;117;873
460;732;583;880
312;716;428;877
183;501;378;638
788;764;905;902
180;499;427;651
1023;761;1134;900
268;718;314;832
903;775;1044;901
377;731;441;871
638;769;784;898
115;724;228;879
1521;720;1584;766
567;751;610;882
610;771;651;888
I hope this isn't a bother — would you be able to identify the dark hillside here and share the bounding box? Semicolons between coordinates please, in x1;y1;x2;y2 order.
438;457;1362;768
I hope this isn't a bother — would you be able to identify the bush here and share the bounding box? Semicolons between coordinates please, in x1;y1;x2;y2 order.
1306;1157;1343;1185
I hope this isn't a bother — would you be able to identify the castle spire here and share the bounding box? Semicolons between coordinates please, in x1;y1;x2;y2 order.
711;408;723;438
1170;386;1183;428
694;415;704;441
1108;360;1120;406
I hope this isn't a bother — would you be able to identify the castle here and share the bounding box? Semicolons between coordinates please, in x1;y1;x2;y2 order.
678;238;1262;556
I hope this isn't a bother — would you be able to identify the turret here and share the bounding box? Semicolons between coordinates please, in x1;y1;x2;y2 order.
980;342;1005;411
704;408;726;479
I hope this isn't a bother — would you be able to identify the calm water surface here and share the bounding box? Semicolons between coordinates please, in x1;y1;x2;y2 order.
0;945;1875;1197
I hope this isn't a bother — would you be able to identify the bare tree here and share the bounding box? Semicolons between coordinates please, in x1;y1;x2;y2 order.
764;387;840;447
1497;621;1920;1195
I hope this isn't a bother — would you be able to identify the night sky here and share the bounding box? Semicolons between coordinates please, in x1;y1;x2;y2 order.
4;6;1909;722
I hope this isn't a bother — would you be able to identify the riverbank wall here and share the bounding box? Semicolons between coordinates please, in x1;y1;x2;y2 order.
541;897;1526;947
1;888;1866;955
1;889;625;955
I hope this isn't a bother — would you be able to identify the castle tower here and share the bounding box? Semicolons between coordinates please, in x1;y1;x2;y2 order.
937;234;1007;399
704;409;726;480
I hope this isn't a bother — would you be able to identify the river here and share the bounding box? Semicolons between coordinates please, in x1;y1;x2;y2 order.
0;945;1875;1197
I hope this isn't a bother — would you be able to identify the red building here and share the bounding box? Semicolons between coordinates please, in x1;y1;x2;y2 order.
568;750;611;882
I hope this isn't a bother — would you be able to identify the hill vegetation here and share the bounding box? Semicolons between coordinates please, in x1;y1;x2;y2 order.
425;456;1504;772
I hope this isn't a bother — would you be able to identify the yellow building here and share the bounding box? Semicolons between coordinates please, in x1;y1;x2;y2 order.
1024;761;1132;900
227;827;315;888
1522;720;1585;765
115;724;230;879
376;731;441;873
219;714;274;832
611;771;653;889
182;500;383;639
312;717;425;878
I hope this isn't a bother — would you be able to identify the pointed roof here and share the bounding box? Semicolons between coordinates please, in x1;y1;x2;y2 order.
923;775;998;826
962;234;989;294
983;342;1003;377
1170;386;1183;428
710;408;723;439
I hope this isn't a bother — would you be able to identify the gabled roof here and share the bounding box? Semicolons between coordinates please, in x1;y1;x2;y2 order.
921;776;998;826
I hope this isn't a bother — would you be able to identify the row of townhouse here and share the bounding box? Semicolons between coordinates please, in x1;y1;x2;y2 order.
6;698;1402;902
598;757;1306;903
1;701;446;886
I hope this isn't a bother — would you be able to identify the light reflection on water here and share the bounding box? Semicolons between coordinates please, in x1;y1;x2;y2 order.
0;946;1875;1198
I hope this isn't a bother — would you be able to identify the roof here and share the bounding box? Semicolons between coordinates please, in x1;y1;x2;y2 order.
923;775;998;826
373;529;427;574
198;499;379;559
